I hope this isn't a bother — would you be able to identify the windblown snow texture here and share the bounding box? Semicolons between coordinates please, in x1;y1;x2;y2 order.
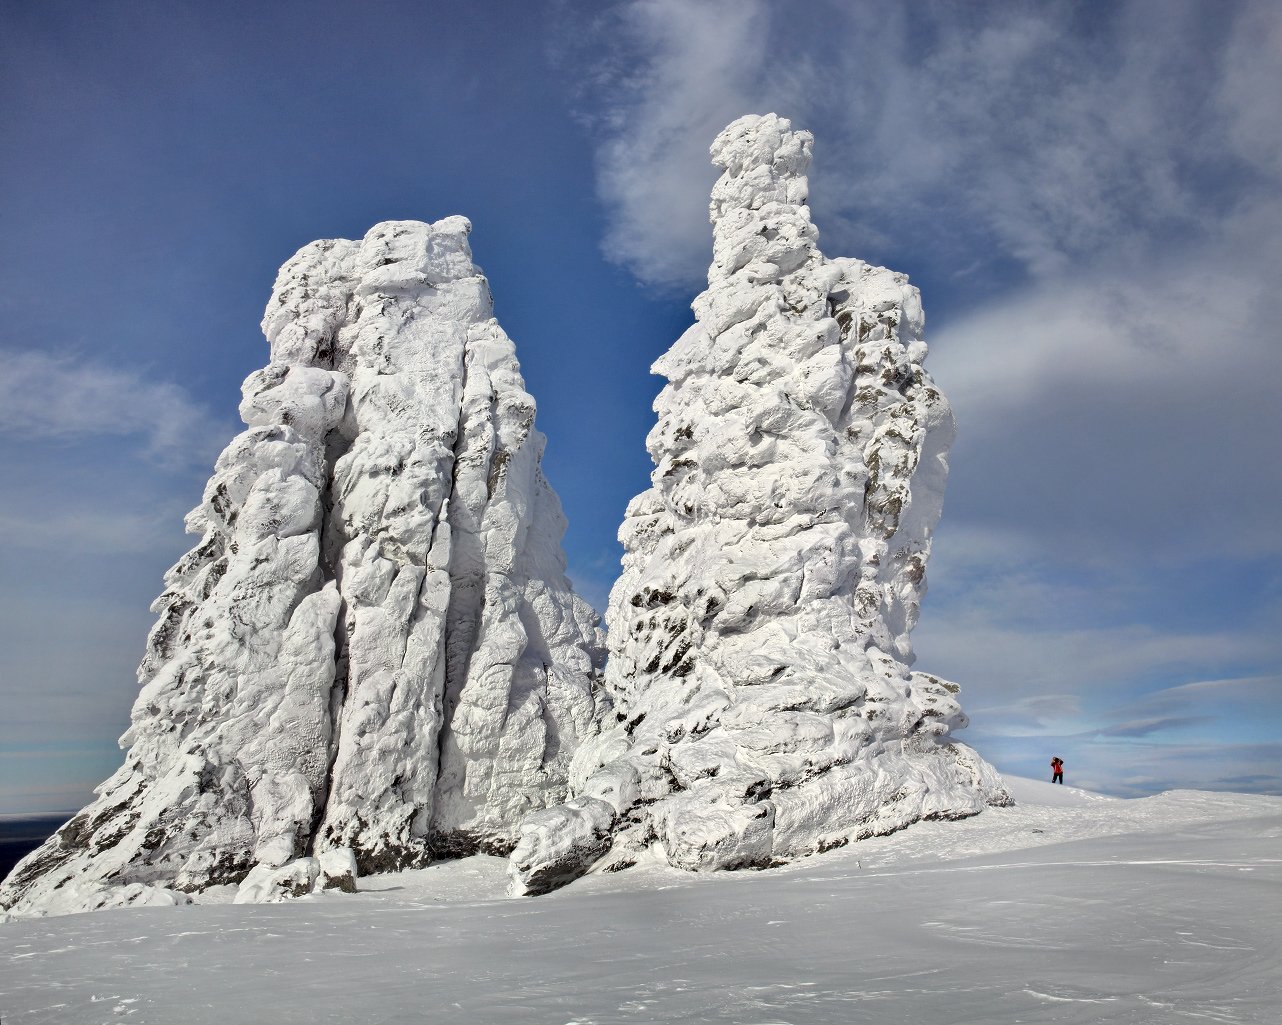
0;218;605;917
511;114;1008;894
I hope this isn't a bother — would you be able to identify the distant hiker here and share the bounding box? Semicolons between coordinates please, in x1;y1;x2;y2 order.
1051;756;1064;784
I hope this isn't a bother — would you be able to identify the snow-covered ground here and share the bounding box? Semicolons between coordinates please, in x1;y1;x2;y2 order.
3;777;1279;1024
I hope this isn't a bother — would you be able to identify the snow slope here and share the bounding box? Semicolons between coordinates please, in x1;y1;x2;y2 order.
3;779;1279;1024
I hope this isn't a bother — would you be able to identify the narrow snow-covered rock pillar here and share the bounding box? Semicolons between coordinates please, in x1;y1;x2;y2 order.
510;114;1008;895
1;218;605;918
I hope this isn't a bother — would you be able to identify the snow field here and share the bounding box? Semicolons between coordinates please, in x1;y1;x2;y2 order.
3;780;1279;1024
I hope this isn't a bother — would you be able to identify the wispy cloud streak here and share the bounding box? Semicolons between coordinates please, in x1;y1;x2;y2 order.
2;348;227;465
569;0;1281;290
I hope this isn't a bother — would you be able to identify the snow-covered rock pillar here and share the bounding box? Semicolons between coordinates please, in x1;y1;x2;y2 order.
511;114;1008;895
1;219;605;918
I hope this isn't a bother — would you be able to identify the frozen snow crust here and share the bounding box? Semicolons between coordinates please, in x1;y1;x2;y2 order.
0;218;605;917
511;114;1008;894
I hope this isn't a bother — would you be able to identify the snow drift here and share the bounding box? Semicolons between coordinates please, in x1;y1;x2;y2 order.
0;218;605;917
510;114;1008;894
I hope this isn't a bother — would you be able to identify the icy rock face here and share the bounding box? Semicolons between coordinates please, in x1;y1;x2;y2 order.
1;218;604;917
510;114;1008;895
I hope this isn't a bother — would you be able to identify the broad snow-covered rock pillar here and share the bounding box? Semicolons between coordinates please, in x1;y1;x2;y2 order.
510;114;1008;894
1;218;605;918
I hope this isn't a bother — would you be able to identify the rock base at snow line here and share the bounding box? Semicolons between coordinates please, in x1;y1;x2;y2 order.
657;792;775;872
0;877;192;922
507;798;615;896
233;847;359;903
318;847;359;893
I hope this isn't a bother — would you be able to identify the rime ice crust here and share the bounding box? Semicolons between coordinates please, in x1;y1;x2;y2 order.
1;218;605;917
511;115;1008;894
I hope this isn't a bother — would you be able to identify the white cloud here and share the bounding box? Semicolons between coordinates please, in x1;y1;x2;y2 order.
575;0;1279;289
0;351;224;813
570;0;769;288
968;693;1083;737
923;210;1282;561
0;505;189;555
978;734;1282;798
913;516;1282;788
0;348;227;465
962;675;1282;796
1218;1;1282;178
919;613;1281;711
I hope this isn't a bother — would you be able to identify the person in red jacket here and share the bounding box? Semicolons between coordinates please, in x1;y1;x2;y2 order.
1051;756;1064;784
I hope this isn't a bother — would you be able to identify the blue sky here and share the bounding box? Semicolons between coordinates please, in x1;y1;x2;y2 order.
2;0;1279;813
